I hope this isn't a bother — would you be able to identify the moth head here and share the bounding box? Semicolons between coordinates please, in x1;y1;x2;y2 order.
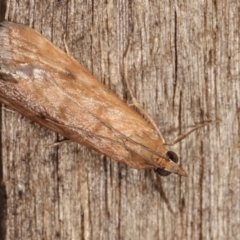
155;151;179;176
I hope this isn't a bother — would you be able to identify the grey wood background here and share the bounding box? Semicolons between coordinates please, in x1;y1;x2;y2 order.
0;0;239;239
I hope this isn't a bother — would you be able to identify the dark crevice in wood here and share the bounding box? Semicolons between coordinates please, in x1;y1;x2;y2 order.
0;2;7;239
199;141;204;240
173;8;178;105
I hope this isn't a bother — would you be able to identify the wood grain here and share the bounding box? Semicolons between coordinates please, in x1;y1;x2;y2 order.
0;1;239;240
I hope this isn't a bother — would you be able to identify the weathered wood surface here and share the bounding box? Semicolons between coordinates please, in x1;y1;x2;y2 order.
0;1;239;239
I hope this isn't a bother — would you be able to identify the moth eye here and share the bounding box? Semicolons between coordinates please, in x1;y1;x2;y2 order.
155;151;178;177
166;151;178;164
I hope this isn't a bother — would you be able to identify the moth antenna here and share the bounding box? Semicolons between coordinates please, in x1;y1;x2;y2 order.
123;41;165;143
165;120;220;146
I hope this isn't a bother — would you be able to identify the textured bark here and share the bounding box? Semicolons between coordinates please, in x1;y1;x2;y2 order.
0;0;239;240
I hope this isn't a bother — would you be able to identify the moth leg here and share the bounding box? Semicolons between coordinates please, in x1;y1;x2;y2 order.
63;34;70;55
123;42;166;143
164;120;220;146
155;174;176;214
2;105;16;113
46;139;72;148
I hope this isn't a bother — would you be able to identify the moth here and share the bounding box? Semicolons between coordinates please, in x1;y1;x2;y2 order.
0;21;187;176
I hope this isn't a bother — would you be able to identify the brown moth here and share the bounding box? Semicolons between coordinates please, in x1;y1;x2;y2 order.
0;21;187;176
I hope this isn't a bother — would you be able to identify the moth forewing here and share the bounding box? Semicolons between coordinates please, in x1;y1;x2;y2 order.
0;21;187;176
